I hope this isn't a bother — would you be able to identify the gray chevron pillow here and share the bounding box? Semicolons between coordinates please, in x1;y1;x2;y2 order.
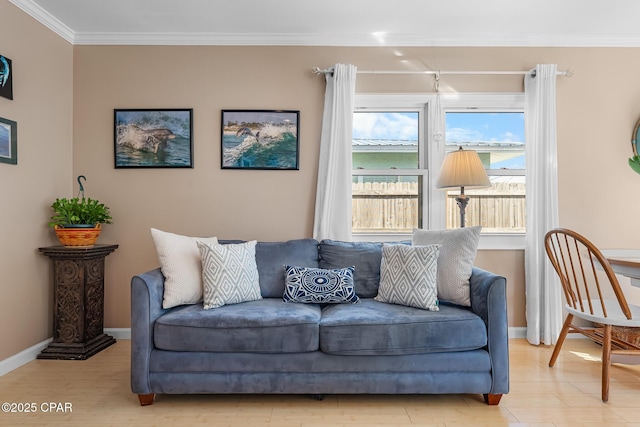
197;240;262;309
374;244;440;311
412;226;481;307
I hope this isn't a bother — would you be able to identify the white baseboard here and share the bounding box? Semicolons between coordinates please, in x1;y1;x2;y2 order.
509;327;590;343
0;338;52;377
105;328;131;340
508;327;527;338
0;329;131;377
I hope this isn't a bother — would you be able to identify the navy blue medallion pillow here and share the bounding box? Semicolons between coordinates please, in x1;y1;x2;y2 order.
283;265;360;304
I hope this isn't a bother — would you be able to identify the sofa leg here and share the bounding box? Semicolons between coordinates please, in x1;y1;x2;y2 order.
311;394;325;401
483;393;502;405
138;393;155;406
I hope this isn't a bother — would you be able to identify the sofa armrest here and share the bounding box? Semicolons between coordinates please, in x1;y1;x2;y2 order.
130;267;168;395
469;267;509;395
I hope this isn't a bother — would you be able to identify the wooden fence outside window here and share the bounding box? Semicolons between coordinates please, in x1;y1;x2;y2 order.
352;181;525;233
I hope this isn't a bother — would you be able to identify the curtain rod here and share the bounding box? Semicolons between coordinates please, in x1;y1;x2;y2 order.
311;67;574;78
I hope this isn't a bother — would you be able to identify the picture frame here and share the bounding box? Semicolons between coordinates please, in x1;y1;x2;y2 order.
114;109;193;168
0;116;17;165
221;110;299;170
0;54;13;101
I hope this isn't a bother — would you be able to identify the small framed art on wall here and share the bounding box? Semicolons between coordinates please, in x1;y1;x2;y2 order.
221;110;299;170
0;116;17;165
114;109;193;168
0;55;13;101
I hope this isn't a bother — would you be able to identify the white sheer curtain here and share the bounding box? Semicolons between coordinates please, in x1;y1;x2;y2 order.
524;64;562;345
312;63;357;241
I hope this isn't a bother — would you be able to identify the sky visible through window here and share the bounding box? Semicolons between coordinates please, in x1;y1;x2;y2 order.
447;112;525;170
353;111;525;169
352;111;524;143
445;112;524;144
353;112;419;140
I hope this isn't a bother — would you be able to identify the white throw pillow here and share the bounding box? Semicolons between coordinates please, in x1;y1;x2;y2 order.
374;244;440;311
412;226;481;307
150;228;219;309
197;240;262;309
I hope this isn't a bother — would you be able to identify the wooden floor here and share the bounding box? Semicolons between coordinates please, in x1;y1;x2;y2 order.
1;338;640;426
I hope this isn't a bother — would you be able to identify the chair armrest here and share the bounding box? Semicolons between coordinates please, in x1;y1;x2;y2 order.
469;267;509;395
130;267;168;395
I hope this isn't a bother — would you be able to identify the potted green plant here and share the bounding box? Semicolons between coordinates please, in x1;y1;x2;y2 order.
48;176;113;247
49;197;113;228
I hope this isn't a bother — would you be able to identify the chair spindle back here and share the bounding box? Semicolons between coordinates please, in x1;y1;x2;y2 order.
544;228;632;320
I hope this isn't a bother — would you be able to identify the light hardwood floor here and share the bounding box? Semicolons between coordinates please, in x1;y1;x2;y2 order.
1;338;640;426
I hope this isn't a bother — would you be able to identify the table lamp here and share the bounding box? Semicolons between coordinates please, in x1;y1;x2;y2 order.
437;147;491;227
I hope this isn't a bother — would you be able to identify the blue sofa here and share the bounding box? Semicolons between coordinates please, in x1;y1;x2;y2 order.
131;238;509;406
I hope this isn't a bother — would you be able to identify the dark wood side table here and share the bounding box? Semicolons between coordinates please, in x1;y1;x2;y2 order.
37;244;119;360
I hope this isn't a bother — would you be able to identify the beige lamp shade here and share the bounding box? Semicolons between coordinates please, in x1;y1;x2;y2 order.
437;148;491;189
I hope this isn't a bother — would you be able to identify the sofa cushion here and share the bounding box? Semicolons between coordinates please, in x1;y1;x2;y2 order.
374;244;440;311
412;226;481;307
319;299;487;355
318;240;382;297
198;240;262;309
150;228;219;309
254;239;320;297
318;240;411;298
154;298;321;353
283;265;359;304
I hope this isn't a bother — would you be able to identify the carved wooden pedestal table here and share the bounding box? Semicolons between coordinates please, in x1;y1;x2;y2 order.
38;244;119;360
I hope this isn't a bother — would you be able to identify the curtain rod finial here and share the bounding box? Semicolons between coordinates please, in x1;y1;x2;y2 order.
312;66;334;77
563;68;575;78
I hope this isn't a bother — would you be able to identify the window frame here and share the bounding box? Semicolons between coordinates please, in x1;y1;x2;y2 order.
351;93;525;250
442;93;525;249
352;96;430;241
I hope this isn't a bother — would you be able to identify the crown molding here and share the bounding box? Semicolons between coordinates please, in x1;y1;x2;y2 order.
72;32;341;46
9;0;74;44
73;32;640;47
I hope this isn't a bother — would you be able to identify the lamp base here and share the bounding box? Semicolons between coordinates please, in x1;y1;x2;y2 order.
455;192;470;228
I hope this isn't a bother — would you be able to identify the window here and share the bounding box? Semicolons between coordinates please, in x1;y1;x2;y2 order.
444;111;525;233
352;109;425;234
351;93;525;246
441;94;525;238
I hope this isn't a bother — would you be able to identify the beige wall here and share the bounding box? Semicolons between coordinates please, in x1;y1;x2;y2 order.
75;45;640;331
6;3;640;360
0;3;73;360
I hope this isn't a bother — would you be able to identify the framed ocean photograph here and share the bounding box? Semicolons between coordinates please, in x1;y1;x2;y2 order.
0;117;17;165
114;109;193;168
0;55;13;100
221;110;299;170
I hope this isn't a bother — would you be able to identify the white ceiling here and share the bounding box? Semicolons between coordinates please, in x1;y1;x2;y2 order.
9;0;640;46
